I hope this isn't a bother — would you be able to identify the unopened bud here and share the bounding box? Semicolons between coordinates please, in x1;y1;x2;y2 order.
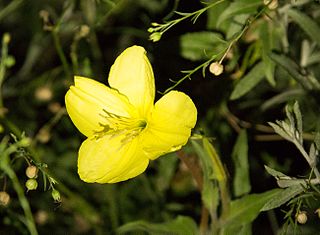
51;189;61;202
79;25;90;38
209;62;224;76
35;86;52;102
264;0;278;10
26;179;38;191
315;208;320;219
296;211;307;224
149;32;162;42
0;191;10;206
3;33;11;44
26;165;38;179
37;128;51;143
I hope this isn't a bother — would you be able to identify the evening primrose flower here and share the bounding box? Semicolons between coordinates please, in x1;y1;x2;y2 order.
65;45;197;183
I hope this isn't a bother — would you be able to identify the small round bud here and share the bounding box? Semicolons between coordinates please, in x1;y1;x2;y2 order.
0;191;10;206
151;22;160;27
3;33;11;44
51;189;61;202
26;165;38;179
20;137;31;147
25;179;38;191
149;32;162;42
264;0;278;10
79;25;90;38
48;102;62;113
35;86;52;102
296;211;307;224
147;27;154;33
37;128;51;143
209;62;224;76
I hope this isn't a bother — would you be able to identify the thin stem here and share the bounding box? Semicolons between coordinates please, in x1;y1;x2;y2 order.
1;157;38;235
52;28;71;78
293;140;320;179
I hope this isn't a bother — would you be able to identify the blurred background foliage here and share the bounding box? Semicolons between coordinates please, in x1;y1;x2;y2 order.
1;0;320;234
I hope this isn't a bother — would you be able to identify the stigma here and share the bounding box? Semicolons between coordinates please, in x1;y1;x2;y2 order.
94;109;147;143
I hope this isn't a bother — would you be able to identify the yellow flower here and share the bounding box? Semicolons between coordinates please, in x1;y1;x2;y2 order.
65;45;197;183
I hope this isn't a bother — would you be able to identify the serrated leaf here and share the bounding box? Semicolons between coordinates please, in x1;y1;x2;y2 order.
314;132;320;151
287;9;320;46
222;189;281;228
264;165;289;179
293;101;303;141
217;0;262;26
268;122;292;142
261;185;304;211
309;143;317;166
230;62;265;100
232;130;251;197
180;31;226;61
117;216;198;235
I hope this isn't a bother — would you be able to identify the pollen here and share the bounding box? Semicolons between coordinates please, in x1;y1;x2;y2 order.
94;109;147;143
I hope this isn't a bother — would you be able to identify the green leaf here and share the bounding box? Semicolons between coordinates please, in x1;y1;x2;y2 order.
232;130;251;197
269;53;314;90
287;9;320;46
117;216;198;235
264;165;289;179
259;21;276;86
223;223;252;235
217;0;262;26
192;140;219;213
293;101;303;141
268;121;293;142
222;189;281;228
180;31;226;61
261;185;304;211
230;62;265;100
202;138;226;181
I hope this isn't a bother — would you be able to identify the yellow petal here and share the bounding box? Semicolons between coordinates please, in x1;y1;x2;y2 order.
141;91;197;160
65;76;136;137
78;135;149;183
108;46;155;117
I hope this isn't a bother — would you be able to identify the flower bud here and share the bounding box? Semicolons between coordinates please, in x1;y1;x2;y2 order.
79;25;90;38
51;189;61;202
296;211;307;224
0;191;10;206
26;179;38;191
3;33;11;44
26;165;38;179
35;86;52;102
264;0;278;10
209;62;224;76
149;32;162;42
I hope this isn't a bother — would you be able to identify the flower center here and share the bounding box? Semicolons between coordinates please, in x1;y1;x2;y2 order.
94;109;147;143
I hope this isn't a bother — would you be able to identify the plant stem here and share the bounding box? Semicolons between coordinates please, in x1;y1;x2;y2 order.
52;28;71;78
0;156;38;235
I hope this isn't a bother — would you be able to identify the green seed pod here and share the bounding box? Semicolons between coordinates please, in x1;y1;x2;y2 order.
0;191;10;206
51;189;61;202
25;179;38;191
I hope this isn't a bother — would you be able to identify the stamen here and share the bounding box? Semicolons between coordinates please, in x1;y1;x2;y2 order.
94;109;147;142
